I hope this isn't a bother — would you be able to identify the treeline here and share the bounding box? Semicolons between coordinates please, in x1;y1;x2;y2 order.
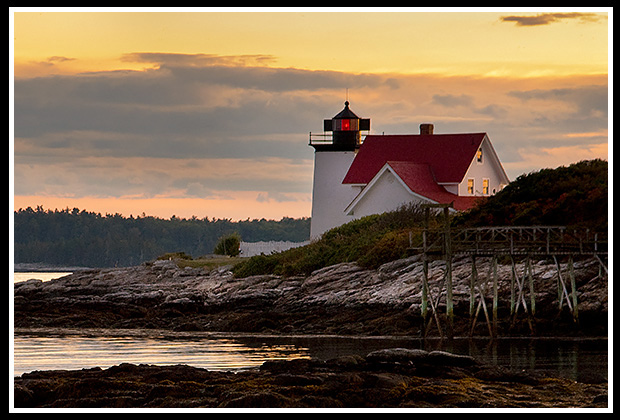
13;207;310;268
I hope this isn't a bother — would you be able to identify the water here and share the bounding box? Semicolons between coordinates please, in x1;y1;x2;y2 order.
12;330;310;376
13;272;72;283
12;329;608;383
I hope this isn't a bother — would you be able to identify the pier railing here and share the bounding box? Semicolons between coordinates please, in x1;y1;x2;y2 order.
422;225;608;257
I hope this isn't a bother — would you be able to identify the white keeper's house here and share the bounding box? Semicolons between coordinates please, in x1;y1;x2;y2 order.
309;101;510;239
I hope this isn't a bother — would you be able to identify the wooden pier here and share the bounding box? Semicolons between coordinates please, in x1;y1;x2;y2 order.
413;204;608;339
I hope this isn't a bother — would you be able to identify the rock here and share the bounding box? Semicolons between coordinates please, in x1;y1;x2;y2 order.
218;391;293;408
366;348;429;364
426;350;477;367
13;361;608;409
365;348;477;368
13;255;608;336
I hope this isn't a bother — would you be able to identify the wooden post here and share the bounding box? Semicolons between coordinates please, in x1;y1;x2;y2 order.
554;255;574;315
421;207;429;337
527;257;535;316
492;255;498;338
568;256;578;322
470;256;477;317
421;256;429;335
443;206;453;339
555;256;563;312
510;257;516;315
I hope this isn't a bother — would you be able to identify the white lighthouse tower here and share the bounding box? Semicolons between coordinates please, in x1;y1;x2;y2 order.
309;101;370;238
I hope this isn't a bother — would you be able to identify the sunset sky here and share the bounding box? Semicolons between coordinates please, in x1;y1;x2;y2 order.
10;8;611;221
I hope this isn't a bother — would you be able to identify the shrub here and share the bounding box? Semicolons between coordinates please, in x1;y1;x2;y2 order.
454;159;608;232
232;203;435;278
157;251;192;260
213;233;241;257
357;229;414;269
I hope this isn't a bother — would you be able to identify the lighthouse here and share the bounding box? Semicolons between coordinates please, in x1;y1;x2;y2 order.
307;101;510;239
309;101;370;238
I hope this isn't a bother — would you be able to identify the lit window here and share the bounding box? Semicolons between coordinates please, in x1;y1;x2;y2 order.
467;179;474;195
483;179;489;195
476;148;483;163
334;119;358;131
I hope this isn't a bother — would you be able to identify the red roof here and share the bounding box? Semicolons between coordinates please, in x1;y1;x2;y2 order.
342;133;487;211
342;133;486;185
386;162;482;210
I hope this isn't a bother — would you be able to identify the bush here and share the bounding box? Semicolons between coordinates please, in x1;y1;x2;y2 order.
232;203;435;278
357;229;414;269
157;251;192;260
454;159;608;232
232;254;279;278
213;233;241;257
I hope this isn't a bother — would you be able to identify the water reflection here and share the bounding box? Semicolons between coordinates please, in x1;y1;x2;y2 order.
231;335;608;383
13;272;72;283
13;330;607;383
13;333;310;376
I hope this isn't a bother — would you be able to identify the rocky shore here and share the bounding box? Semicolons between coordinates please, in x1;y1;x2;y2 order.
13;255;608;409
13;348;608;408
14;255;607;337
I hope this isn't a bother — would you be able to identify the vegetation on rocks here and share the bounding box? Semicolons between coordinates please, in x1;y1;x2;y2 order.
233;159;608;278
232;204;438;278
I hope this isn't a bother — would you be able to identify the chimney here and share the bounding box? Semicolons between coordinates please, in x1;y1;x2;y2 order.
420;123;434;135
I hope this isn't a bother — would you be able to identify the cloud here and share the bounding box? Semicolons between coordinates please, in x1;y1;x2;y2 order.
432;93;473;107
122;52;278;68
46;56;76;63
499;12;604;27
507;85;608;135
13;57;608;208
502;142;608;176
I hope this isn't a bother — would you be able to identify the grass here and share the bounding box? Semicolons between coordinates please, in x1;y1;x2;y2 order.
231;204;442;278
156;252;247;271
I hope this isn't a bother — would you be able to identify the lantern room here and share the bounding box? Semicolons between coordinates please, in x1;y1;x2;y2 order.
310;101;370;152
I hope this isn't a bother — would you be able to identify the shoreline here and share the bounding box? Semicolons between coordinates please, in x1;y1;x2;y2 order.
13;325;609;342
13;255;608;338
13;347;608;409
12;256;609;409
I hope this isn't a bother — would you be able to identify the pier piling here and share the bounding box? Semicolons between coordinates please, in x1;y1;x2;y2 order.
414;212;607;339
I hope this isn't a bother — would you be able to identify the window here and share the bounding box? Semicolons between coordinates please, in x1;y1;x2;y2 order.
467;178;474;195
483;178;489;195
333;119;358;131
476;148;483;163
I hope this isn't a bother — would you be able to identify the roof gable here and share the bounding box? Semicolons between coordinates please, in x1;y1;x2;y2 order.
342;133;486;185
387;162;482;211
344;161;483;214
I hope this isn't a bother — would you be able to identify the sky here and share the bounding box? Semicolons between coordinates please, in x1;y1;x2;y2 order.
10;8;611;221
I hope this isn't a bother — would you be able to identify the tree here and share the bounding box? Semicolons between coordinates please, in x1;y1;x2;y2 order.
213;233;241;257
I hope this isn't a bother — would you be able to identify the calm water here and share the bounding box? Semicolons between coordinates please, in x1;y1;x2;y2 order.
13;271;72;283
12;329;608;383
